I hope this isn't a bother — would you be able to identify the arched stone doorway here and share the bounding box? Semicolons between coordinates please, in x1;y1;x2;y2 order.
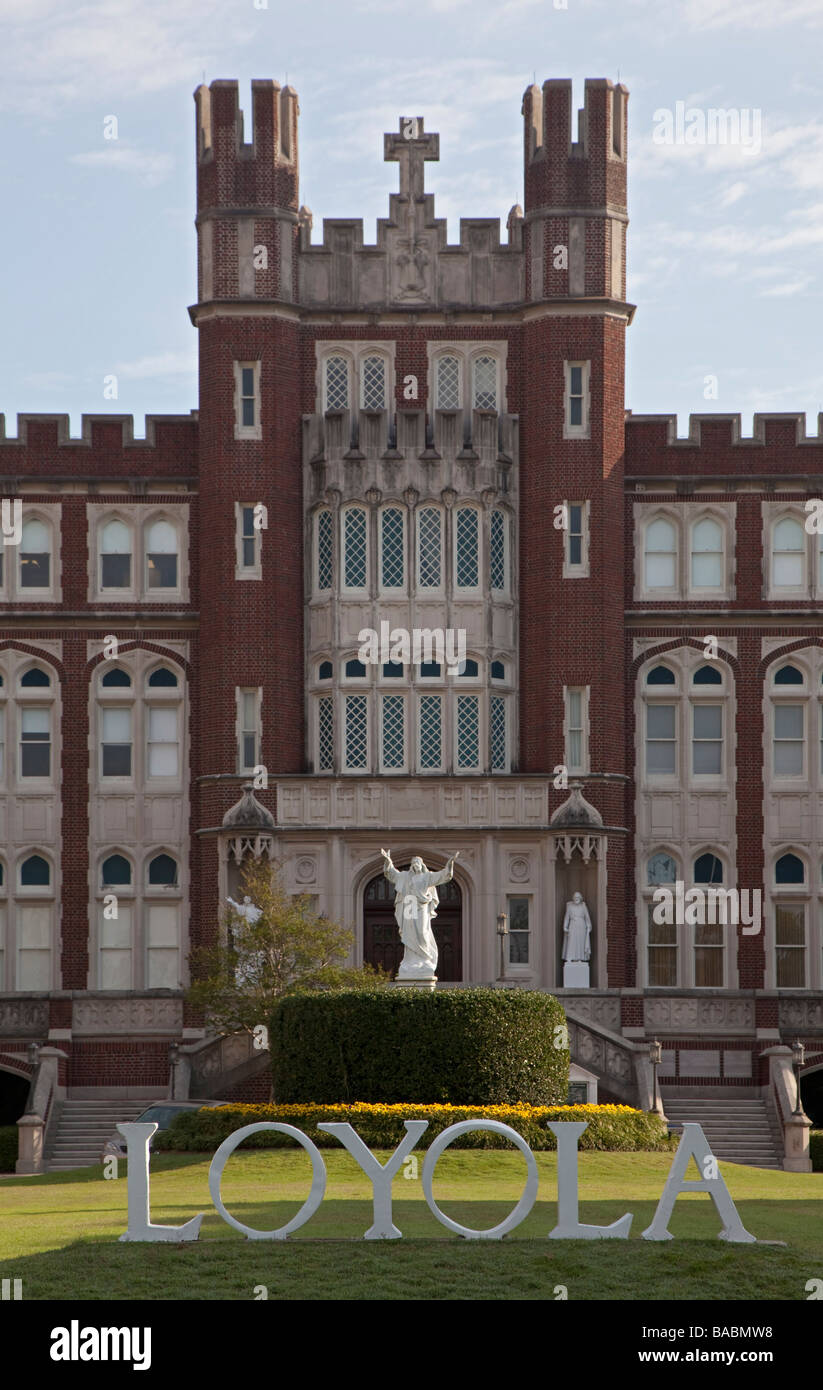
0;1069;30;1127
800;1065;823;1128
363;870;463;981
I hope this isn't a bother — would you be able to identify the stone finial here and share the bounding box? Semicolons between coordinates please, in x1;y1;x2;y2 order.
221;783;275;831
550;781;603;829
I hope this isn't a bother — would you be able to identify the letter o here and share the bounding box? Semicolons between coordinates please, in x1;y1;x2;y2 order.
208;1123;327;1240
421;1121;539;1239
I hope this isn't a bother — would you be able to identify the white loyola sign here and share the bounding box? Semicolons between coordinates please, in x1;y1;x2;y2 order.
117;1118;758;1244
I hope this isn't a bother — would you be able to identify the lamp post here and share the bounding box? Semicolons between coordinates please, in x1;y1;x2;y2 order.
168;1042;180;1100
791;1039;806;1117
649;1038;662;1115
496;912;508;983
27;1041;40;1070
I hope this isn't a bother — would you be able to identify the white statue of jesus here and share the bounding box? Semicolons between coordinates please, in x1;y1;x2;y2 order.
562;892;592;963
380;848;459;979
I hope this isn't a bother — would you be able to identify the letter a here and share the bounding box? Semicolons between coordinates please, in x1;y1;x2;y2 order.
642;1123;756;1243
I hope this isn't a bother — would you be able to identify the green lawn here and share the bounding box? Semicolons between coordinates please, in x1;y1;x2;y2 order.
0;1149;821;1300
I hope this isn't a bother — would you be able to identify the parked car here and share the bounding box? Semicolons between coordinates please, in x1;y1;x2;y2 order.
101;1100;230;1161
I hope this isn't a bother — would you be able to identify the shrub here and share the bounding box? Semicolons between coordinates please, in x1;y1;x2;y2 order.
269;988;569;1105
811;1131;823;1172
0;1125;17;1174
153;1101;674;1153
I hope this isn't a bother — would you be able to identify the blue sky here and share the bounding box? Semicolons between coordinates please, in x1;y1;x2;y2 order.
1;0;822;438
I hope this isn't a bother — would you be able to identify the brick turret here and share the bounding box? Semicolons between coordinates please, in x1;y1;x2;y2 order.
518;78;632;984
190;80;304;956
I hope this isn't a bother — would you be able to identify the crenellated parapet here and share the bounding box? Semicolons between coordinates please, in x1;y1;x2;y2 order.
0;413;198;480
625;412;823;480
298;118;523;311
193;79;300;307
522;79;628;304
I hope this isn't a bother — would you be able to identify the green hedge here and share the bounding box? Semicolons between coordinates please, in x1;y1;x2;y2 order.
153;1102;674;1154
0;1125;17;1174
269;988;569;1105
811;1131;823;1172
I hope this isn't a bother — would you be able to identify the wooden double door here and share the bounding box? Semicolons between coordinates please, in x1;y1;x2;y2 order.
363;871;463;981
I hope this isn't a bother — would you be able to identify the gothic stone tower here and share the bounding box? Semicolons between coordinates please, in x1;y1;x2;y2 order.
188;76;632;1005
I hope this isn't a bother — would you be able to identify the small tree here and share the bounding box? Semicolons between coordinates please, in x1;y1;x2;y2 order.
186;856;386;1036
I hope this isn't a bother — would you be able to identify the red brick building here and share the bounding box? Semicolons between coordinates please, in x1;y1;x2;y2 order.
1;77;821;1160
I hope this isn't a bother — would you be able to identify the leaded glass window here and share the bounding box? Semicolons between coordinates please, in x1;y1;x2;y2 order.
316;510;333;591
490;695;506;771
455;508;479;589
436;355;460;409
419;695;442;770
490;509;506;591
381;508;404;589
343;508;367;589
381;694;405;770
456;694;479;770
418;507;442;588
362;355;386;410
325;356;349;410
318;697;333;772
472;356;497;410
344;694;368;769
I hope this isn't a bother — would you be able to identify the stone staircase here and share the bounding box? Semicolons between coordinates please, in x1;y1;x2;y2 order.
46;1099;146;1171
663;1098;782;1169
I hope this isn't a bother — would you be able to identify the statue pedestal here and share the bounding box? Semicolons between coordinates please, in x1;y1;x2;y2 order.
389;977;437;993
563;961;590;988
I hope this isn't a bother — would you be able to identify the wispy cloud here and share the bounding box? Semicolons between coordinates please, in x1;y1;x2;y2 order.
113;351;196;380
69;145;174;186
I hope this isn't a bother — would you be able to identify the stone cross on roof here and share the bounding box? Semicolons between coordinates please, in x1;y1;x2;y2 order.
383;117;440;202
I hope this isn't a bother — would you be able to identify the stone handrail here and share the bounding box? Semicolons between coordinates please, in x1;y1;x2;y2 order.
565;1008;660;1113
176;1032;270;1100
760;1045;811;1172
14;1047;66;1174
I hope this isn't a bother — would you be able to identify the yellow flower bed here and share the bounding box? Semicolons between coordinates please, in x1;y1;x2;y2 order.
154;1101;672;1154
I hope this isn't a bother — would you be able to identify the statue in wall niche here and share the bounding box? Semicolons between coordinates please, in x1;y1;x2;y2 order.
380;848;459;979
562;892;593;964
226;896;262;925
226;897;263;987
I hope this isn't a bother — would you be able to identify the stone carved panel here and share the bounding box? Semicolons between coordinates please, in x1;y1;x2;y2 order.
0;999;49;1035
564;996;621;1031
779;997;823;1029
645;996;754;1032
73;997;183;1034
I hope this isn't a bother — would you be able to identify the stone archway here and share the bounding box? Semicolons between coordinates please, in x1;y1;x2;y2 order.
0;1068;30;1126
800;1063;823;1128
362;869;463;981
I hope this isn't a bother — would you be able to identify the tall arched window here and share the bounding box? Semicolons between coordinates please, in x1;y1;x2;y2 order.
436;355;460;409
16;853;53;989
417;507;442;589
380;507;405;590
100;519;132;590
690;517;723;589
644;517;677;589
472;356;498;410
145;853;181;987
772;517;805;588
145;520;178;590
361;355;386;410
342;507;368;591
490;509;508;593
324;355;349;411
315;509;333;592
19;519;50;589
454;507;480;590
